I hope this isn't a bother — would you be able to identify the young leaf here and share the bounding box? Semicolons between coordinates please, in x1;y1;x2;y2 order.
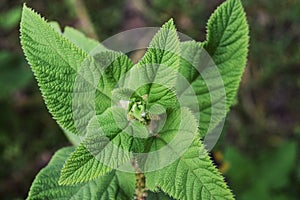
59;107;146;185
145;137;234;200
132;19;180;108
27;147;135;200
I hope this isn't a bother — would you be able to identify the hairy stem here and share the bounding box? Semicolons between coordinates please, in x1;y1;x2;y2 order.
132;159;147;200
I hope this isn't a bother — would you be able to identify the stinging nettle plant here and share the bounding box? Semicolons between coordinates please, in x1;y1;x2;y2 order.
20;0;249;199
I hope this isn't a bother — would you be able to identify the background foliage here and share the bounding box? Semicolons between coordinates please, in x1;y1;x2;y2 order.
0;0;299;199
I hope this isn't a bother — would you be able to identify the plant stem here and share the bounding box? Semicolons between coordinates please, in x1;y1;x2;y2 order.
132;159;147;200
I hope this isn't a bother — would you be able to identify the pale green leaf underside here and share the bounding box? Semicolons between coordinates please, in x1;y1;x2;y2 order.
27;147;135;200
48;21;61;33
63;26;106;53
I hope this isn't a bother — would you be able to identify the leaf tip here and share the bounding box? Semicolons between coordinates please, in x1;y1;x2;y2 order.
161;18;176;30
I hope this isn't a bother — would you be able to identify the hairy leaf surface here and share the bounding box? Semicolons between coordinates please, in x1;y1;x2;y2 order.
59;107;146;185
146;137;234;200
21;0;250;199
20;5;133;135
20;5;87;134
178;0;249;138
130;19;180;108
27;147;135;200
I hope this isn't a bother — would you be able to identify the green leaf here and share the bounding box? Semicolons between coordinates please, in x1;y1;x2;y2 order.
178;0;249;138
177;41;224;139
48;21;96;145
70;50;134;134
62;127;81;146
20;5;88;134
59;107;146;185
140;108;232;200
59;134;132;185
20;5;133;135
48;21;61;33
133;107;197;171
63;26;107;53
204;0;249;112
27;147;135;200
48;21;106;53
132;19;180;108
146;137;234;200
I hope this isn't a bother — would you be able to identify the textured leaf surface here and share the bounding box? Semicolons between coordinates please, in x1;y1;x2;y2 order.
204;0;248;110
20;5;87;134
178;0;249;137
20;5;133;135
27;147;135;200
22;0;250;199
59;107;145;185
146;137;234;200
143;108;233;200
72;51;133;134
59;135;132;185
132;19;180;108
48;21;106;54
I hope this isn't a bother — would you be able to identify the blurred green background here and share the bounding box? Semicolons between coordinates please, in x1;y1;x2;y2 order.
0;0;299;199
